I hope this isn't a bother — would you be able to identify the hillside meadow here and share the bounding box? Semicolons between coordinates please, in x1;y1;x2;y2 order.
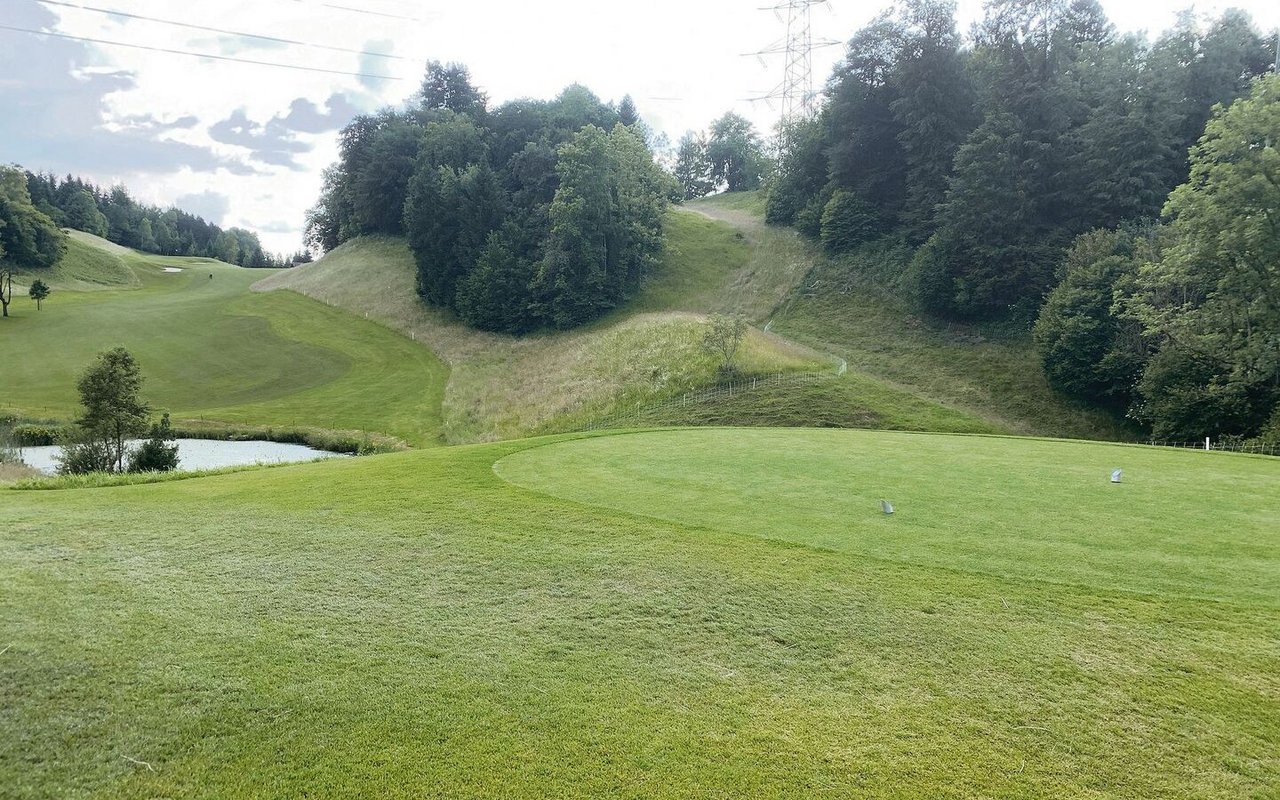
255;209;996;442
689;193;1137;442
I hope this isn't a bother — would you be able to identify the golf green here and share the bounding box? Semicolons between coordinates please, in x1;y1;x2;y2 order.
495;428;1280;606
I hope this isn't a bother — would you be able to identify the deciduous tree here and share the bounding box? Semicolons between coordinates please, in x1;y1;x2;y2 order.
674;132;714;200
703;314;748;374
1128;75;1280;438
706;113;767;192
28;278;49;310
71;348;151;473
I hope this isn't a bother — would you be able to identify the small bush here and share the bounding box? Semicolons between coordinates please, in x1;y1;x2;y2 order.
127;439;180;472
128;413;179;473
12;424;65;447
56;439;116;475
702;314;748;374
1250;405;1280;445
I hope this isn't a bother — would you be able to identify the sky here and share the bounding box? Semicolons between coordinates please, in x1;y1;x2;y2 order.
2;0;1278;255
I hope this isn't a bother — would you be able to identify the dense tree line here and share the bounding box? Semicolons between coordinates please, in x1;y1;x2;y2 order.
20;170;306;268
1036;77;1280;440
306;63;676;332
755;0;1277;440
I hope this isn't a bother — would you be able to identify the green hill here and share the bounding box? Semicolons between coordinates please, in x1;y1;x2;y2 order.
9;230;139;292
690;193;1136;441
256;209;991;441
7;198;1132;448
3;429;1276;796
5;190;1277;799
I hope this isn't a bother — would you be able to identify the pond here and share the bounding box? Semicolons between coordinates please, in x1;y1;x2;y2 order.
18;439;349;476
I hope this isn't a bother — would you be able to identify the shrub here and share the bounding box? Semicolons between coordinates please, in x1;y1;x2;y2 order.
55;439;116;475
12;424;64;446
702;313;748;375
1255;406;1280;445
128;413;179;473
128;439;180;472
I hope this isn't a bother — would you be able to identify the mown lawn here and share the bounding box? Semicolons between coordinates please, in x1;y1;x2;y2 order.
2;252;446;446
3;428;1276;797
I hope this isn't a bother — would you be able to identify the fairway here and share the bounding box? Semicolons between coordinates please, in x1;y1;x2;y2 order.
3;251;447;446
3;429;1277;797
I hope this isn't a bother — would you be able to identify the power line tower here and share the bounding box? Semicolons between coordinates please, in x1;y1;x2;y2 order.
747;1;838;126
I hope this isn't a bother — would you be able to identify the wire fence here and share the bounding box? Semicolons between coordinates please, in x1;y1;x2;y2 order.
1147;439;1280;457
583;370;837;431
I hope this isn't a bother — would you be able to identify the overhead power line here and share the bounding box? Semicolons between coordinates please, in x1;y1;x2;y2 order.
288;0;423;22
36;0;406;61
0;23;404;80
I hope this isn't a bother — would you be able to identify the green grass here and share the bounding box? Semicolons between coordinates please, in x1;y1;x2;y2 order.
8;461;290;490
255;214;843;443
633;373;997;433
10;232;139;293
621;211;753;313
691;194;1134;441
3;428;1276;797
496;428;1279;605
2;244;447;446
688;191;767;216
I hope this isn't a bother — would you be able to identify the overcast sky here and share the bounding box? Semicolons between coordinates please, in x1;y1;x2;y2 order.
2;0;1277;254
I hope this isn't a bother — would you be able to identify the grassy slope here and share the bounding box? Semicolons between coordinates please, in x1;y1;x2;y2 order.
3;430;1276;797
691;193;1134;441
9;232;139;293
633;371;996;433
2;243;446;447
258;211;988;441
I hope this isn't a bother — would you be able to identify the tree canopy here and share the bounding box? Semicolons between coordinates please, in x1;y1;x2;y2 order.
1127;75;1280;438
762;1;1272;319
308;68;676;333
71;348;151;473
753;1;1275;439
673;113;768;200
0;165;65;273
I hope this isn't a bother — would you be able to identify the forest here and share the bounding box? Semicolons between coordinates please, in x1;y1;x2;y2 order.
305;63;676;332
2;167;303;269
719;0;1279;442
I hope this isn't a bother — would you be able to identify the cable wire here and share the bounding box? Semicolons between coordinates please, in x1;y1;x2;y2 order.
288;0;423;22
36;0;407;61
0;23;404;80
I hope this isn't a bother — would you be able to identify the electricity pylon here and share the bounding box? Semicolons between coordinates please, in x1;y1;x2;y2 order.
746;1;839;125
